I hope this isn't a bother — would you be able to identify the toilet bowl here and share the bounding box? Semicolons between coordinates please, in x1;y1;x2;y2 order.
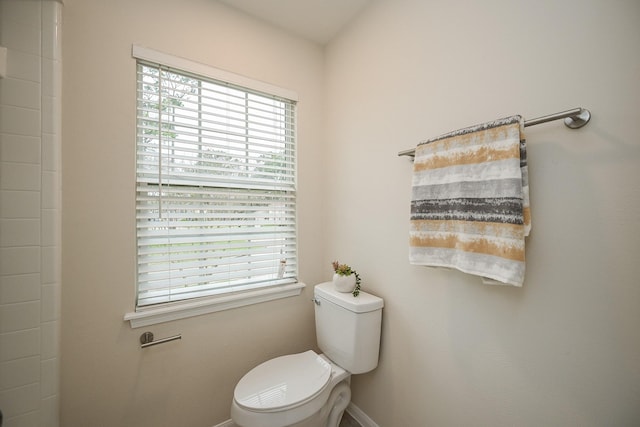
231;282;384;427
231;351;350;427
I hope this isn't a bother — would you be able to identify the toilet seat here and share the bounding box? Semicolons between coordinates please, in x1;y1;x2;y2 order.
234;350;332;412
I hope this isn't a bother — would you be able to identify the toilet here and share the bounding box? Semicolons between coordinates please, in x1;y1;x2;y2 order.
231;281;384;427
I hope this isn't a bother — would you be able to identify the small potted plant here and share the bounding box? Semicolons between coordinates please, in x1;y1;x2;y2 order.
331;261;361;297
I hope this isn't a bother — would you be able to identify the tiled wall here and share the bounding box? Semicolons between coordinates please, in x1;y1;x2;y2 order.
0;0;62;425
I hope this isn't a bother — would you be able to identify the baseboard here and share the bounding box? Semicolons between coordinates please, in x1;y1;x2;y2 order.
213;402;378;427
346;402;380;427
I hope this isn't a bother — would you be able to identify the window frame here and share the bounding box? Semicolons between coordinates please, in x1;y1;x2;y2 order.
124;46;304;328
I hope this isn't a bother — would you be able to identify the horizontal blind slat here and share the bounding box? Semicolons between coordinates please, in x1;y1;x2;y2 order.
136;61;297;307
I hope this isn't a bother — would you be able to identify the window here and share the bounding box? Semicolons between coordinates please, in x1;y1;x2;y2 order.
130;47;300;320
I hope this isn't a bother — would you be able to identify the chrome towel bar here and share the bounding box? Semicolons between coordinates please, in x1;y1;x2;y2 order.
398;107;591;158
139;331;182;348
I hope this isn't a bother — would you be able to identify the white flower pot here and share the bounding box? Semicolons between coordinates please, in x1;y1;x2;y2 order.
333;273;356;293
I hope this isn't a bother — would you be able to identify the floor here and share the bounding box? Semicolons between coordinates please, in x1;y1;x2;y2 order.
339;411;362;427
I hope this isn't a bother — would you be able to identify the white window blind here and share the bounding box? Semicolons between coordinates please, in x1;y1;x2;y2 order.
135;58;297;308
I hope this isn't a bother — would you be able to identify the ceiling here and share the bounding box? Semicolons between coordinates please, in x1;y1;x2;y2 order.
218;0;371;45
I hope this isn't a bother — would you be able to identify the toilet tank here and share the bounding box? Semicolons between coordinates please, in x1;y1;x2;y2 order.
314;282;384;374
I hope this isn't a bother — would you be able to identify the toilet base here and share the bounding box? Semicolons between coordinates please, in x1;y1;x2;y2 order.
233;380;350;427
320;380;351;427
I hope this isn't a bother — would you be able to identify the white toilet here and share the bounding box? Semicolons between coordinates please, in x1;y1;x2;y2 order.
231;281;384;427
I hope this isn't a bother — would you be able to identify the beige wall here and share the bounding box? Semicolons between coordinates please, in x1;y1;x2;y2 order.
324;0;640;426
61;1;325;426
61;0;640;426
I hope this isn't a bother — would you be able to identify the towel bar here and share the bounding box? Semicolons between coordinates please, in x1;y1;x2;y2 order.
139;331;182;348
398;107;591;158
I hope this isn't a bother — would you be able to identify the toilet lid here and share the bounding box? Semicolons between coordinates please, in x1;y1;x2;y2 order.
234;350;331;412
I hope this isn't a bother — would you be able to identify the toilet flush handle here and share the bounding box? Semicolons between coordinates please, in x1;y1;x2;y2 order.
311;297;321;306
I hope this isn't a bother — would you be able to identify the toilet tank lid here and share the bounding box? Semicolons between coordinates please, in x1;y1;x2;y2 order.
314;282;384;313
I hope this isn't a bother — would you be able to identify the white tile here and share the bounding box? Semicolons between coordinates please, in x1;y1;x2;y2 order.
5;50;41;83
42;21;56;62
0;20;41;56
41;58;61;98
40;357;58;398
41;95;60;135
0;301;40;333
42;6;62;61
40;394;59;427
0;356;39;390
42;133;60;172
42;0;62;25
0;190;41;218
40;321;58;360
0;0;42;27
41;58;54;96
7;410;40;427
0;219;40;247
40;246;59;285
0;247;41;275
0;106;41;137
40;284;59;322
0;329;40;362
0;46;6;80
0;162;41;191
41;171;59;209
0;274;41;304
41;209;60;247
0;133;41;164
0;77;41;109
0;383;40;418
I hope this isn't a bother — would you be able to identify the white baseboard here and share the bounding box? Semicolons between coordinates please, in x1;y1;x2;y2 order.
213;402;378;427
345;402;380;427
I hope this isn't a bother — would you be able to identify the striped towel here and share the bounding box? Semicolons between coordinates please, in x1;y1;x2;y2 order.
409;115;531;286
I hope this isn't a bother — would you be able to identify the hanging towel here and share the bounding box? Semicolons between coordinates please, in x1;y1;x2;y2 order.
409;115;531;286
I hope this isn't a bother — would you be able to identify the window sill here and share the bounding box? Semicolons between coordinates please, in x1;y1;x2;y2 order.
124;282;306;328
